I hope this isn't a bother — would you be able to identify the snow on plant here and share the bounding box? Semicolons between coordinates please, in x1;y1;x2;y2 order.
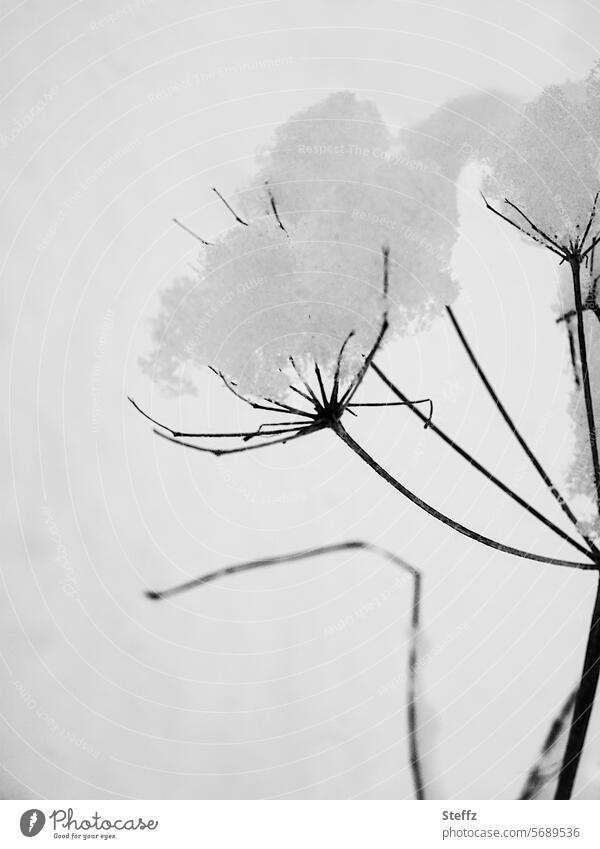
483;68;600;246
480;64;600;800
142;91;459;400
132;83;600;800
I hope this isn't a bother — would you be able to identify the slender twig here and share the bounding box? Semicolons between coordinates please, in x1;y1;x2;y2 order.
127;397;298;440
212;187;248;226
566;258;600;517
154;423;321;456
265;182;288;234
520;688;577;799
503;198;565;254
567;321;581;388
348;398;433;428
480;194;565;258
554;255;600;799
371;365;593;560
172;218;213;246
332;422;593;570
145;540;426;800
446;306;599;558
555;579;600;798
579;192;599;252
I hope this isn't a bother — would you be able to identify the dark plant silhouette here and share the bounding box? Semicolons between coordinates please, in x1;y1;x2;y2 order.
133;174;600;797
145;541;425;800
482;191;600;799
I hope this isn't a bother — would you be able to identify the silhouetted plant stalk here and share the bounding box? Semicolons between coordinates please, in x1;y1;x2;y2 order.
520;689;577;799
146;541;426;800
132;185;600;798
482;193;600;799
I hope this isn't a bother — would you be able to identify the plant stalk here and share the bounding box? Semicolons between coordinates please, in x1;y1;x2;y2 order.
555;257;600;799
331;423;591;570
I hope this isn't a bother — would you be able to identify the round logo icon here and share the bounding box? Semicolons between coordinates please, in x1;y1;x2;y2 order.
19;809;45;837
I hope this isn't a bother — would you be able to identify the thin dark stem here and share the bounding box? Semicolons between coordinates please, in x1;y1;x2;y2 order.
555;577;600;798
567;259;600;517
128;397;296;440
333;422;593;570
154;423;320;456
313;362;328;407
266;183;288;234
581;233;600;261
566;322;581;388
145;540;426;800
172;218;213;246
371;364;593;560
211;187;248;226
579;192;599;252
503;198;564;254
332;331;355;404
348;398;433;427
480;194;565;258
289;356;322;410
211;369;314;418
554;257;600;799
340;317;389;407
446;306;599;558
520;688;577;799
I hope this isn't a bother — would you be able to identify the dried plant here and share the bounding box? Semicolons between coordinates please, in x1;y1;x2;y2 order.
132;82;600;799
145;541;425;799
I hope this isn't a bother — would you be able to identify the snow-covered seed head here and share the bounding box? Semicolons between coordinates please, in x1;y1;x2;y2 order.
142;91;459;400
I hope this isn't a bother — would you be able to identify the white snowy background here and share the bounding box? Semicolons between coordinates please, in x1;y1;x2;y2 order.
2;0;600;799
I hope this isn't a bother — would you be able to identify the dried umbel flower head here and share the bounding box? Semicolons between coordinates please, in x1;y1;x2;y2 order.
142;91;459;400
483;65;600;249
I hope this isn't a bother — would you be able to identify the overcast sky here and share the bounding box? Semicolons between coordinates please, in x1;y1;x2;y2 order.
3;0;600;801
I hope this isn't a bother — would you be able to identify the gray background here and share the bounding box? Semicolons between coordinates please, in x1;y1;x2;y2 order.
2;0;600;799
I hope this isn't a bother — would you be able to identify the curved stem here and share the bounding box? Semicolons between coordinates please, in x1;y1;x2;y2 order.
333;423;593;571
446;306;599;558
371;364;594;560
146;540;426;800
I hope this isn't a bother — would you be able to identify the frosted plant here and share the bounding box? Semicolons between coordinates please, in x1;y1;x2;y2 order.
402;89;522;181
483;70;600;247
136;90;599;572
142;91;459;400
132;86;600;800
481;65;600;800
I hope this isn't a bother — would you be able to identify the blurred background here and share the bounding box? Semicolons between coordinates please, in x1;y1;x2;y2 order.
2;0;600;800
